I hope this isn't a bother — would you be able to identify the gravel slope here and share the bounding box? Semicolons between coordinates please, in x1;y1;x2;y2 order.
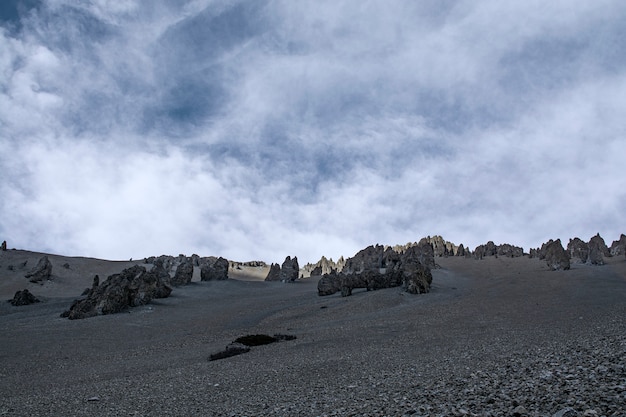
1;255;625;416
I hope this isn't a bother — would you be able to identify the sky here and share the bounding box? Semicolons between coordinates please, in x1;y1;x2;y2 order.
1;0;625;264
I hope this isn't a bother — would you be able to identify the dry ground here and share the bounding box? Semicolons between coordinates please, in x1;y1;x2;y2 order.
0;250;625;416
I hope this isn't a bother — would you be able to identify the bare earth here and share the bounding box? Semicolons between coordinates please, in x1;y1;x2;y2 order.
0;250;624;416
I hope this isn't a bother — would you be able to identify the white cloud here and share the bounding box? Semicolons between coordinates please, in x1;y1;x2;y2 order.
1;1;625;263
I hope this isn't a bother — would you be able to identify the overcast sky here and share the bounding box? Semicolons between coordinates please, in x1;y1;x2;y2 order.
1;0;625;263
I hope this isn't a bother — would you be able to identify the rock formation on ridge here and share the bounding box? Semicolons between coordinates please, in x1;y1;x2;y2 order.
318;243;433;297
567;238;589;263
265;256;299;281
280;256;299;282
587;233;609;265
301;256;346;277
542;239;570;271
609;234;626;256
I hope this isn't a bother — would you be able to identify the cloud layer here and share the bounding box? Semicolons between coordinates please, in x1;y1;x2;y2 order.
1;0;625;263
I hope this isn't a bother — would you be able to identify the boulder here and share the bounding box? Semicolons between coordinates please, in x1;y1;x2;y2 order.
317;272;343;296
171;258;193;286
9;289;40;306
264;263;281;281
543;239;570;270
1;240;6;251
61;265;172;319
200;257;229;281
402;258;433;295
279;256;299;282
24;256;52;283
456;244;465;257
588;233;609;265
567;238;589;263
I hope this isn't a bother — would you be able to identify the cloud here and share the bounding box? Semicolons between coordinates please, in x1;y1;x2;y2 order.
1;0;625;263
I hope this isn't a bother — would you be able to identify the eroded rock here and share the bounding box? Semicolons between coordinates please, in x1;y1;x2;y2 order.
24;256;52;283
588;233;609;265
171;258;193;286
62;265;172;319
200;257;229;281
9;289;40;306
543;239;570;271
318;243;433;296
264;263;281;281
567;238;589;263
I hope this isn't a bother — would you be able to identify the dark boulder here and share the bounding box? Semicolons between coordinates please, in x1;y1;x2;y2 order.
24;256;52;283
317;272;342;296
61;265;172;319
264;263;281;281
1;240;6;251
200;257;229;281
9;289;40;306
543;239;570;271
588;233;609;265
280;256;299;282
171;258;194;286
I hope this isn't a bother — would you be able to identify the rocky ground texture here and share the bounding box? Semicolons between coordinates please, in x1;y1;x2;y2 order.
0;253;624;416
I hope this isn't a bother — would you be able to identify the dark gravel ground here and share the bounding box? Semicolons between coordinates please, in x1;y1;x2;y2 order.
1;255;625;416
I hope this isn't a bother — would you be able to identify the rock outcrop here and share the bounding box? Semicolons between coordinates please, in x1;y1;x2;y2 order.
265;256;299;282
567;238;589;263
588;233;609;265
474;241;497;259
171;258;194;286
9;289;40;306
542;239;570;271
1;240;6;251
61;265;172;319
318;244;433;297
24;256;52;283
301;256;345;277
474;242;523;259
280;256;299;282
609;234;626;256
496;244;524;258
264;263;281;281
200;257;229;281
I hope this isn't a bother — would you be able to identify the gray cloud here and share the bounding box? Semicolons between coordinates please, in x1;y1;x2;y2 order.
1;0;625;263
